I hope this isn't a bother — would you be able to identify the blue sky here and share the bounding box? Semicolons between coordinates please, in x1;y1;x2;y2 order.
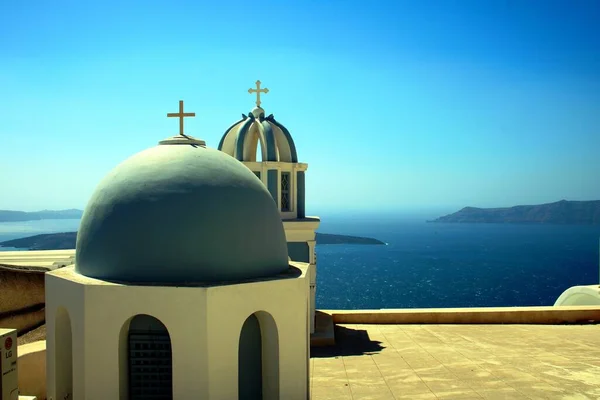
1;0;599;215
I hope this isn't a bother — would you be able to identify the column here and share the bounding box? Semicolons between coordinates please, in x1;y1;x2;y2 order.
308;240;317;334
267;169;279;209
296;171;306;218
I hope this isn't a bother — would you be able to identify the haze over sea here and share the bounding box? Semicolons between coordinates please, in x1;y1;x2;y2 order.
1;215;599;310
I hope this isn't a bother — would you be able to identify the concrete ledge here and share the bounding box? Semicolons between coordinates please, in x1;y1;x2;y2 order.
17;340;46;400
322;306;600;325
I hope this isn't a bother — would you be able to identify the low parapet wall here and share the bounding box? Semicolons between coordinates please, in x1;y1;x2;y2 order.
323;306;600;325
0;265;46;314
0;265;46;336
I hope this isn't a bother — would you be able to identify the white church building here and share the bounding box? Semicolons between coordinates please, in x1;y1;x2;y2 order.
45;94;313;399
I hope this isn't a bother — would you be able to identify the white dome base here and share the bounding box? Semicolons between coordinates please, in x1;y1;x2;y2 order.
554;285;600;306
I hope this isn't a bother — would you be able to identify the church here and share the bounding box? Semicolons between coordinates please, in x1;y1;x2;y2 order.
2;80;600;400
44;82;318;399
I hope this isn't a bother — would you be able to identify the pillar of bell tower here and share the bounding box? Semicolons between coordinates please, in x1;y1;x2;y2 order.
267;169;279;207
297;171;306;219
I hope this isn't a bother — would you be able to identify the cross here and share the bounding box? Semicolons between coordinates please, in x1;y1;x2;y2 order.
248;80;269;107
167;100;195;136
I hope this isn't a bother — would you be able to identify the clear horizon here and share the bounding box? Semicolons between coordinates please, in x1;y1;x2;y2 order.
1;1;599;212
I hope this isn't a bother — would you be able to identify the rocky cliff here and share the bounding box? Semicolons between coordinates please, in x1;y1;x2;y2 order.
431;200;600;224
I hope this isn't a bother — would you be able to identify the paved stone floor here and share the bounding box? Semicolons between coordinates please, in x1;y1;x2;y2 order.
310;324;600;399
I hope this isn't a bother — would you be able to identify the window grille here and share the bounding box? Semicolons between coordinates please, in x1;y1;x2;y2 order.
281;172;291;211
128;330;172;400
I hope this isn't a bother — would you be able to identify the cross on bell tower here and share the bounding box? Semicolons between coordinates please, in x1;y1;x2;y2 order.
248;80;269;107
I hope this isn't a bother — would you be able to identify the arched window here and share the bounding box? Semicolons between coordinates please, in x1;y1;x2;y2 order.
124;314;172;400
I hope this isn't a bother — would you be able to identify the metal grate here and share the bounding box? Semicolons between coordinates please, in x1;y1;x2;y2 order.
281;172;290;212
129;331;173;400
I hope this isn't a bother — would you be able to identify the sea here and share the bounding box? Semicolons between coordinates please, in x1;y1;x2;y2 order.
1;216;599;310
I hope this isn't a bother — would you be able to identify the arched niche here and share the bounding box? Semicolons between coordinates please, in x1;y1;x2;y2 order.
119;314;173;400
55;306;73;400
238;311;279;400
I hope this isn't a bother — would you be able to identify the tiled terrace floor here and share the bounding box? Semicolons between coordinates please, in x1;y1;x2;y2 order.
310;324;600;399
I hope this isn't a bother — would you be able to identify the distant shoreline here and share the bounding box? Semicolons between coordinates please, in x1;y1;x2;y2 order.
0;209;386;248
430;200;600;225
0;231;386;250
0;209;83;222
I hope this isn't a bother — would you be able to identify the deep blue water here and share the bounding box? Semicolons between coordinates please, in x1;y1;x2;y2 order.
316;216;600;309
1;217;599;310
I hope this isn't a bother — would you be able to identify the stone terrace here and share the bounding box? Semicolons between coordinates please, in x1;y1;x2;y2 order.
310;324;600;399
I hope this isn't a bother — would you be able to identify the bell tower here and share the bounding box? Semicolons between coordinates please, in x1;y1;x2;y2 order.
218;81;321;333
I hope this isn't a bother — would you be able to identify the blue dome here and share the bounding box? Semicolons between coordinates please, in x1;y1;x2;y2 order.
75;138;289;284
218;107;298;163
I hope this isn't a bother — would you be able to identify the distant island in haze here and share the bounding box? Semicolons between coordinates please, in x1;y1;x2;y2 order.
316;233;385;245
0;208;385;249
431;200;600;225
0;232;385;250
0;209;83;222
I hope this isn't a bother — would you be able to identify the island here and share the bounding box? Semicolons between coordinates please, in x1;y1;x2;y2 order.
430;200;600;225
315;233;385;245
0;209;83;222
0;231;385;250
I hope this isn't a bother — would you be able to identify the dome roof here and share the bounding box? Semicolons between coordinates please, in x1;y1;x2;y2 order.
75;135;289;284
218;106;298;163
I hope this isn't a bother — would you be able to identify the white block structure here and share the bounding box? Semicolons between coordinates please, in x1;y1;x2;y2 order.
46;264;310;400
0;328;18;400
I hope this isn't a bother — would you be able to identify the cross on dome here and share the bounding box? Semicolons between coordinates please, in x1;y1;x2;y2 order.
167;100;195;136
248;80;269;107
